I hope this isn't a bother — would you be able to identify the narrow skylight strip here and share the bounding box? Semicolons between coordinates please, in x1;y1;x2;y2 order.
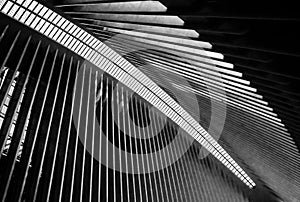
65;12;185;26
56;1;167;13
74;17;199;38
102;27;212;49
0;0;256;188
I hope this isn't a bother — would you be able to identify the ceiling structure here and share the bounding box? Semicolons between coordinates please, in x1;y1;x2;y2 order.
0;0;299;201
51;0;300;200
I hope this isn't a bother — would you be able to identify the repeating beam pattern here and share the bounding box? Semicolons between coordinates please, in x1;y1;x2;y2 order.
0;0;300;201
0;0;256;188
54;0;300;201
0;21;252;201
